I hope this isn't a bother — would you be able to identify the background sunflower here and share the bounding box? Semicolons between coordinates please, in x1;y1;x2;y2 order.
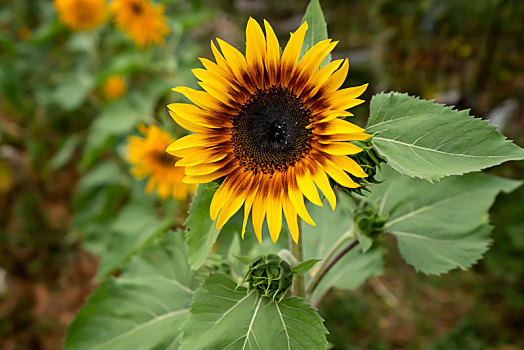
128;124;196;200
110;0;170;47
54;0;107;31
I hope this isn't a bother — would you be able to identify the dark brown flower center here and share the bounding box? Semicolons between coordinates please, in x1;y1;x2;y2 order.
232;86;313;174
130;1;143;15
153;151;177;166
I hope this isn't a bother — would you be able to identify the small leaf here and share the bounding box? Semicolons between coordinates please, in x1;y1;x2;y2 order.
367;93;524;181
367;165;522;274
181;274;328;350
357;234;373;253
301;0;331;67
49;134;81;170
292;259;322;274
233;254;252;265
185;183;220;270
65;232;194;350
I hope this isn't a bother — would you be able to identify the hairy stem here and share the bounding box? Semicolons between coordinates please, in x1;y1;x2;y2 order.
306;238;359;299
290;219;305;297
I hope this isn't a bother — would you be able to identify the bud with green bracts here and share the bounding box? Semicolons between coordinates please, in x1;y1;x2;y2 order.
353;202;388;238
241;254;293;302
343;135;386;195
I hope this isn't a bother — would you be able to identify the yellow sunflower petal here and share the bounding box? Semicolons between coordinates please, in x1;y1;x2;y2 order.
311;166;337;210
266;179;283;242
315;119;365;135
283;198;299;243
287;172;316;226
263;20;280;84
332;155;368;178
323;159;360;188
322;142;363;155
175;151;227;167
167;134;207;152
242;179;259;239
296;40;337;80
252;191;268;244
183;165;234;184
217;38;250;87
216;181;250;229
296;165;323;206
321;58;350;93
281;21;308;83
245;17;266;85
168;110;207;133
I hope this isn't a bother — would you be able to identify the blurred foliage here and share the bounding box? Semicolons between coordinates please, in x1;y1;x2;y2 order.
0;0;523;349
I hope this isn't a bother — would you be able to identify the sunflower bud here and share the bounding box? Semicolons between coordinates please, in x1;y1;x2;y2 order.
346;136;386;195
354;202;388;238
242;254;293;302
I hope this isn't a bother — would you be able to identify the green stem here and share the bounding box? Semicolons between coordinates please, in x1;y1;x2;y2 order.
305;229;355;300
290;219;305;297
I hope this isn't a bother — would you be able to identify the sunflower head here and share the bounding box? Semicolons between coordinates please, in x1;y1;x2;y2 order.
101;75;127;101
127;124;196;200
110;0;170;47
54;0;107;31
167;18;369;243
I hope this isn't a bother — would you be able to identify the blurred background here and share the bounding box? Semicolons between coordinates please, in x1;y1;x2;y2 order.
1;0;523;349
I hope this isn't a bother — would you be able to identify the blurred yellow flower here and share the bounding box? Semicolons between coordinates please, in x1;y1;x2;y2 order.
54;0;107;31
111;0;170;47
128;125;196;200
101;75;127;100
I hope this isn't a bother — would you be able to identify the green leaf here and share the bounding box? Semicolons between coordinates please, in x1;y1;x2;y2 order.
367;93;524;181
303;195;384;303
95;190;173;279
51;72;95;111
181;274;328;350
301;0;331;67
367;165;522;274
65;232;194;350
49;134;81;170
185;183;221;270
291;259;321;274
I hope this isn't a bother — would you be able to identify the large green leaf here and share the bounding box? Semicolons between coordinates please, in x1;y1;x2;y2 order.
65;232;194;350
51;72;94;111
181;274;328;350
301;0;331;67
303;196;384;303
185;182;221;270
95;189;173;279
367;93;524;181
367;166;522;274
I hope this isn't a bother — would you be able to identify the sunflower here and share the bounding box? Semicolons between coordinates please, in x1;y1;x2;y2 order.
167;18;369;243
128;124;196;200
110;0;170;47
54;0;107;31
101;75;127;101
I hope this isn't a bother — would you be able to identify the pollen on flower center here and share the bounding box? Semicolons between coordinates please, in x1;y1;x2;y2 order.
232;85;313;174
